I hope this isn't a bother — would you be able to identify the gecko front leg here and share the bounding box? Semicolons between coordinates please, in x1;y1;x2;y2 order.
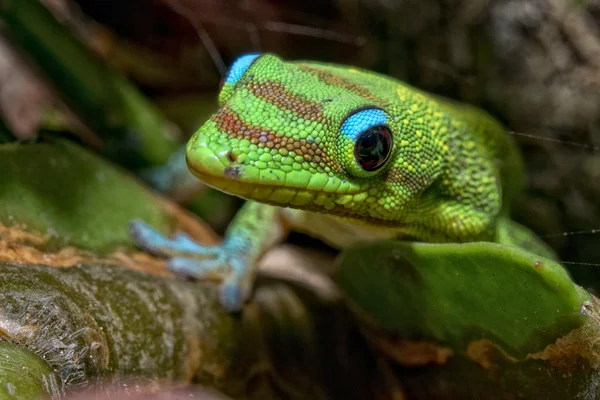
130;201;284;311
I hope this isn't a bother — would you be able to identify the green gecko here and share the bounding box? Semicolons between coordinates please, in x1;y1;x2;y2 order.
131;53;555;312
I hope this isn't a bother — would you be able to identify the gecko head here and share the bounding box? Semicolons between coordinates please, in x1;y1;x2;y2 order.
186;53;435;224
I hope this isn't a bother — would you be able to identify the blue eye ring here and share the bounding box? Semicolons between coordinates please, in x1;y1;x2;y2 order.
340;108;394;172
340;108;389;140
221;53;261;88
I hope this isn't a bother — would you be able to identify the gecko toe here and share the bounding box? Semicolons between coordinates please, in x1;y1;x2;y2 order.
130;220;212;257
129;220;169;256
167;256;251;312
219;279;247;312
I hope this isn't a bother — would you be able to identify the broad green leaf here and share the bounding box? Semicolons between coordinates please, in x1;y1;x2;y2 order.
0;140;171;252
338;241;591;358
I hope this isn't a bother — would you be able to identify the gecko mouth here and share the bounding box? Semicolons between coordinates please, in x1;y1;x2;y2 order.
185;146;363;208
189;157;411;231
187;158;327;207
188;160;316;206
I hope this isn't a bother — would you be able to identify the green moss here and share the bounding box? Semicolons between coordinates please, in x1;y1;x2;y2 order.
338;241;591;358
0;262;242;392
0;140;171;252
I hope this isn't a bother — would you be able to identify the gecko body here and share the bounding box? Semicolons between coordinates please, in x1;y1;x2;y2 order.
132;53;554;311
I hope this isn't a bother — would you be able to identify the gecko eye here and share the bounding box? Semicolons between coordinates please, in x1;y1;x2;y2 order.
354;125;392;171
339;108;394;176
221;53;261;89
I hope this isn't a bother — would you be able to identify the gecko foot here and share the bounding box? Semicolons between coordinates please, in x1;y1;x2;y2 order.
129;220;252;312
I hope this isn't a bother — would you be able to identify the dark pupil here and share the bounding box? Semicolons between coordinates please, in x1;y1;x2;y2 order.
354;125;392;171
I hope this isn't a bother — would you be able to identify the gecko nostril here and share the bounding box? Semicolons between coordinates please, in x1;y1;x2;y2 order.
227;151;238;164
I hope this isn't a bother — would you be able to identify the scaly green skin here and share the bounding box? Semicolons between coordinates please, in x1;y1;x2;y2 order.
188;54;549;250
132;53;555;311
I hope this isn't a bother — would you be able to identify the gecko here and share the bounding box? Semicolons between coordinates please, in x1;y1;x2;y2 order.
130;53;556;312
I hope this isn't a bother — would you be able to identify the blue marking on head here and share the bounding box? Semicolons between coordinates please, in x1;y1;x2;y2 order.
224;54;261;85
341;109;389;141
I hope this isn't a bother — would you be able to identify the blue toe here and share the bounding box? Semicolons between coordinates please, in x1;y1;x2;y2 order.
129;220;172;255
171;232;209;254
130;220;212;256
131;220;252;312
168;257;249;311
168;257;225;278
219;280;245;312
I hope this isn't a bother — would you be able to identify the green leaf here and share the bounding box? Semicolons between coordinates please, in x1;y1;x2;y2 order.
0;0;181;167
0;140;171;252
0;342;60;399
337;241;591;358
